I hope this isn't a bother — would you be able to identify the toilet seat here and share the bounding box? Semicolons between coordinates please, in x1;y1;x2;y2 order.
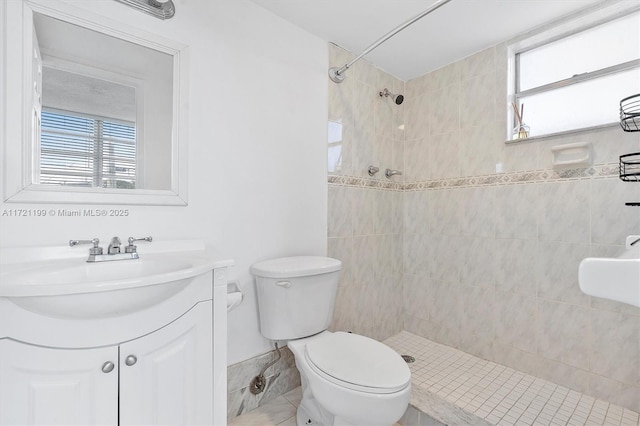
304;332;411;394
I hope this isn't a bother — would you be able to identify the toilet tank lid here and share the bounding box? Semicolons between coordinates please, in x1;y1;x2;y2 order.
250;256;341;279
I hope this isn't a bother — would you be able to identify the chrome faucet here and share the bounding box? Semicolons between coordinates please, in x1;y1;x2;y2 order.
108;236;122;254
70;235;152;262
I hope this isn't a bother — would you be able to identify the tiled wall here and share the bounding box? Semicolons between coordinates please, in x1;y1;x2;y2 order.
227;346;300;421
327;44;405;341
327;43;640;411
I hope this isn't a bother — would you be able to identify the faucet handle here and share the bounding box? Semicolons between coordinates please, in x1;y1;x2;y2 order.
69;238;103;255
125;236;153;253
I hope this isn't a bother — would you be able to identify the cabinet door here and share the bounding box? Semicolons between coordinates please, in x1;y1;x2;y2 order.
119;302;213;425
0;339;118;425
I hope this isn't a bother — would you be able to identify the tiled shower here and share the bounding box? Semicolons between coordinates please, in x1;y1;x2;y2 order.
326;41;640;414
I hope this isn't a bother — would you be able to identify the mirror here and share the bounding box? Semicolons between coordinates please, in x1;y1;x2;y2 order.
2;0;189;205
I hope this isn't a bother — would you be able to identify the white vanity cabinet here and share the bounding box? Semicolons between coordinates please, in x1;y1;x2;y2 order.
0;341;118;425
119;302;213;426
0;301;212;425
0;248;232;426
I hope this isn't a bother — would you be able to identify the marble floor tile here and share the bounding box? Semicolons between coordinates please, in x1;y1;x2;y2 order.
283;386;303;407
230;387;403;426
228;396;296;426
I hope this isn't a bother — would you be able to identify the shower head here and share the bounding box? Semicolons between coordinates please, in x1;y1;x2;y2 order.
380;88;404;105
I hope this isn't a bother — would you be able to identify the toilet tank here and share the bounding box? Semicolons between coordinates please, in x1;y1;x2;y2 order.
250;256;341;341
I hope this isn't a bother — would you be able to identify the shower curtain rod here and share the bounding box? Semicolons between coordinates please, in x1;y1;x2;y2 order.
328;0;453;83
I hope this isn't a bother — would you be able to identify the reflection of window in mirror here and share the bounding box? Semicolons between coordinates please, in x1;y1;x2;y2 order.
40;66;138;188
32;11;173;191
40;108;136;189
31;26;43;180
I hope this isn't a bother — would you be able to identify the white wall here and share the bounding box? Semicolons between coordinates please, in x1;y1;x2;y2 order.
0;0;329;364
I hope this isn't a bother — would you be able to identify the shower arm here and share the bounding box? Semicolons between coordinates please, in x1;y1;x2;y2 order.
329;0;453;83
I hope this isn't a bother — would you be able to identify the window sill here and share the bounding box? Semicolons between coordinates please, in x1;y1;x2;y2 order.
504;123;620;145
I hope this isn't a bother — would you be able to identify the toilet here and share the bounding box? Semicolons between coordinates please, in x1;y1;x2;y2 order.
250;256;411;426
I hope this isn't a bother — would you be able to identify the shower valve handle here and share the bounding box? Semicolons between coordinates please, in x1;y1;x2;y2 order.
385;169;403;178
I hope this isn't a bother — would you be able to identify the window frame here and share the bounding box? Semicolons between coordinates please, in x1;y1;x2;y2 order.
507;2;640;142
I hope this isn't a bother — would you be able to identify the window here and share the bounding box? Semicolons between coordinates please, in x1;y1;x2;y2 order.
513;10;640;137
40;109;136;188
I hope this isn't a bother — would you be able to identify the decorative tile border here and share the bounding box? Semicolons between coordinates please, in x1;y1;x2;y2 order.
327;174;403;191
328;163;619;192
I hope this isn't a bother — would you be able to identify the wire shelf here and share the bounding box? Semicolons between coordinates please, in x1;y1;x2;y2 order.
620;94;640;132
620;152;640;182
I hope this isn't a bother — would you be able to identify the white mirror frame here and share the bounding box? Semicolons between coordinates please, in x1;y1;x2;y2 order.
1;0;189;206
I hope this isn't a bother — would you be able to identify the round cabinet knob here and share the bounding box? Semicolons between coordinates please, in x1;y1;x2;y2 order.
125;355;138;366
102;361;115;373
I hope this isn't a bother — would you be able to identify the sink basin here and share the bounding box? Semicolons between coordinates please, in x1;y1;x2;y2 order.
9;258;191;287
7;279;191;319
578;243;640;308
0;241;231;319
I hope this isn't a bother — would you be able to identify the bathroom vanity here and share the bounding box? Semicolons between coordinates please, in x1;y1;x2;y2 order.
0;240;232;425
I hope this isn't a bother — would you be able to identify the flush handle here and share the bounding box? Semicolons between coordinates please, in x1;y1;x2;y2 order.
276;281;292;288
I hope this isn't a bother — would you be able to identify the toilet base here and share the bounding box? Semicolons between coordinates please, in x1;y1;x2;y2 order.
296;403;379;426
296;375;334;425
296;405;319;426
295;370;400;426
288;332;410;426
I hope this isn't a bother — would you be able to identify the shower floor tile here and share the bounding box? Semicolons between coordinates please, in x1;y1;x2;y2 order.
384;331;640;426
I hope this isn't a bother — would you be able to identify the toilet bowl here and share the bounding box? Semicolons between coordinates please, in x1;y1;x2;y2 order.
250;256;411;426
288;331;411;426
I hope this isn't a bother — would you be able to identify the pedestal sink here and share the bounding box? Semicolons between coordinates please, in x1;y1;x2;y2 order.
578;236;640;308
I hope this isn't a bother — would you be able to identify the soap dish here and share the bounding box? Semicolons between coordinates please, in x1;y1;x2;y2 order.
550;142;592;169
